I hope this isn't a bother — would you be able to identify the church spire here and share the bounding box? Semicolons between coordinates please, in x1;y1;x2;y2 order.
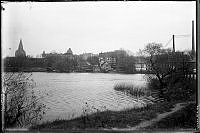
18;39;23;50
15;39;26;57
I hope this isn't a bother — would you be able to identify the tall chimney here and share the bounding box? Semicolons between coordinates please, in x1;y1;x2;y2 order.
192;20;195;57
172;35;175;52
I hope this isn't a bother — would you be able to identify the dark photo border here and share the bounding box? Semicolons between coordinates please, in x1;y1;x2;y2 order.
1;0;199;132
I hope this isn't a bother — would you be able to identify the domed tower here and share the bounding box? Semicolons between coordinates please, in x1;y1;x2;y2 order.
65;48;73;59
15;39;26;57
42;51;46;58
66;48;73;55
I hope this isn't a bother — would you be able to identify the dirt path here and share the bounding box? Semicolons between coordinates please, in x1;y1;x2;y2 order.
105;102;192;131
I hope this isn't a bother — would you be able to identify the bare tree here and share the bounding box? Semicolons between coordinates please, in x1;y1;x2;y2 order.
143;43;168;87
142;42;190;99
2;72;46;128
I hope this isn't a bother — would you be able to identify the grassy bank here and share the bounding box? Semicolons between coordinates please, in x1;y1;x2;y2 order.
144;102;197;130
31;102;174;130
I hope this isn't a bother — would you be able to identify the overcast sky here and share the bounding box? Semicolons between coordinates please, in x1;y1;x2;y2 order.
2;1;196;57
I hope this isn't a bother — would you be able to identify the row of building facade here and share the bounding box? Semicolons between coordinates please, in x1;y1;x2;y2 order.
10;39;147;73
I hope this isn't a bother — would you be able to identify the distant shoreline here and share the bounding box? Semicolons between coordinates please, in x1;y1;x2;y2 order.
3;67;152;74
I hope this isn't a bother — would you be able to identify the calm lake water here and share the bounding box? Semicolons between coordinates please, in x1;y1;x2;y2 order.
31;72;149;122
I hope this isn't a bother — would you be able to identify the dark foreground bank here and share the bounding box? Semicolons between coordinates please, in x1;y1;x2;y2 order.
144;102;197;130
30;101;196;130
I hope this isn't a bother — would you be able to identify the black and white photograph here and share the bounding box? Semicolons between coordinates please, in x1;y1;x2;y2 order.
1;1;198;132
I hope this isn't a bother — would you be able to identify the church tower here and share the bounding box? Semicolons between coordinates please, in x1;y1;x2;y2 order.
15;39;26;57
42;51;46;58
66;48;73;55
64;48;73;59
